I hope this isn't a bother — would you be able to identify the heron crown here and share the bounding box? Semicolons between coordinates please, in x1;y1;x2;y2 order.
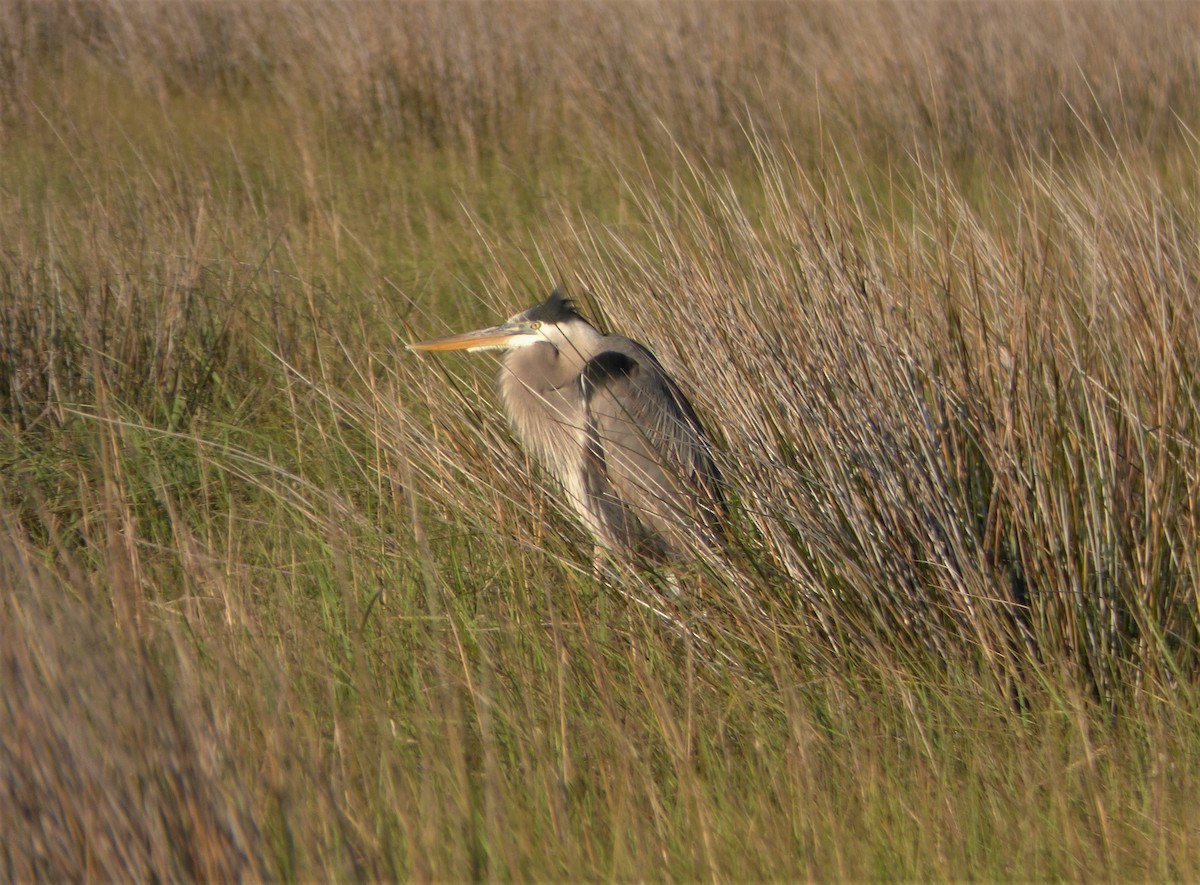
520;289;586;325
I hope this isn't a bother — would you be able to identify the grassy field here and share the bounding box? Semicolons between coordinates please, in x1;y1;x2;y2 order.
3;1;1200;879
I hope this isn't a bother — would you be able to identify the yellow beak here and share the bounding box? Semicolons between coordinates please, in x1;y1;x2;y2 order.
408;322;531;353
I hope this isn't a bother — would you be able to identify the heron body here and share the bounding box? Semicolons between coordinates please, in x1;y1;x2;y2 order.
410;291;724;561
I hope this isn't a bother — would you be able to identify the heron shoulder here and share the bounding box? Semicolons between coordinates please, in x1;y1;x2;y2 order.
579;348;639;390
585;334;703;408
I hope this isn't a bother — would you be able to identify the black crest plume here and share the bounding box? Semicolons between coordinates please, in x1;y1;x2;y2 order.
522;289;585;324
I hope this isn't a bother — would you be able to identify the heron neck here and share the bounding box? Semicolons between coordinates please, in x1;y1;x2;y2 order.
504;318;608;390
495;341;578;473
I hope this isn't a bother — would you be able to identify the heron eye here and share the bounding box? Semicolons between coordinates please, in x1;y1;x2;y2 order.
530;321;543;330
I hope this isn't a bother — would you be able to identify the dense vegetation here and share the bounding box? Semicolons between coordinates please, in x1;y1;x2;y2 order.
3;2;1200;878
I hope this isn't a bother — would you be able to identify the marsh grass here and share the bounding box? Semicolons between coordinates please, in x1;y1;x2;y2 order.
3;1;1200;879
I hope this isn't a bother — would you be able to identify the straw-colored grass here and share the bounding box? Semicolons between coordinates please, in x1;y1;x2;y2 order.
3;2;1200;879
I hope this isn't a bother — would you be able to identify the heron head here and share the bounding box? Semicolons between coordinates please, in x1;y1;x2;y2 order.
409;290;591;354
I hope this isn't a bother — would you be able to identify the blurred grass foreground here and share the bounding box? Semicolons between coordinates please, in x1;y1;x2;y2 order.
3;1;1200;879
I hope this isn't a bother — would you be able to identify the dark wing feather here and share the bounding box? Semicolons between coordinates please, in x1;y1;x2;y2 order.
580;347;724;557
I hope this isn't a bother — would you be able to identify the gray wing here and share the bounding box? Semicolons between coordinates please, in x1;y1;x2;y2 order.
579;345;725;556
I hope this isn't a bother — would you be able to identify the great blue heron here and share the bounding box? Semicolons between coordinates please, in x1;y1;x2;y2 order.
409;290;725;562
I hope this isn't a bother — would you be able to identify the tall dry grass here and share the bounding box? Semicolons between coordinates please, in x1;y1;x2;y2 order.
560;149;1200;698
3;1;1200;878
4;2;1199;165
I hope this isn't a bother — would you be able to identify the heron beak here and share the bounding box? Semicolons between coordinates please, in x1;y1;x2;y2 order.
408;322;533;353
